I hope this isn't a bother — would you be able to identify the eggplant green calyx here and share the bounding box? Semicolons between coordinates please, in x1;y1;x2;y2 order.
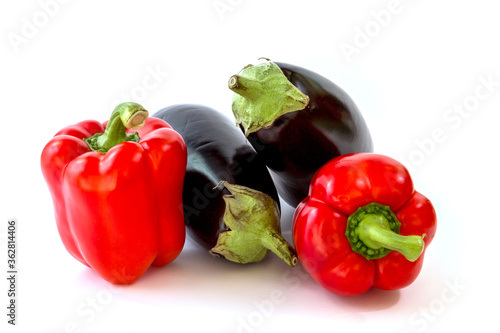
345;203;426;262
84;102;148;153
229;60;309;136
210;181;297;267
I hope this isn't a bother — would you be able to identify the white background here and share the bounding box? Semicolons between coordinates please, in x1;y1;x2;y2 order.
1;0;499;332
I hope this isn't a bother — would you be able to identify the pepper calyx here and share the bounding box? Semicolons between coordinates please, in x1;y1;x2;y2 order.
345;203;425;262
84;102;148;153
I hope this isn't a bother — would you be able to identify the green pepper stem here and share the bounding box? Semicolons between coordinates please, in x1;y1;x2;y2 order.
345;203;425;262
356;215;426;262
84;102;148;153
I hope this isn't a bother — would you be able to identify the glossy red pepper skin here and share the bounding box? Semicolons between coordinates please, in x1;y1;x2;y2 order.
41;117;187;284
292;153;437;296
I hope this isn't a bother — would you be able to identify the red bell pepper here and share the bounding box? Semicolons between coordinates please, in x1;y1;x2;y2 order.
292;153;437;296
41;102;187;284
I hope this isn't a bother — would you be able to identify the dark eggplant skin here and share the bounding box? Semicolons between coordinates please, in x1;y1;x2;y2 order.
152;104;280;250
243;62;373;207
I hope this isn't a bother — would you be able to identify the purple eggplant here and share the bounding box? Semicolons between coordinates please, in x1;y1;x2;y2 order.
153;104;296;266
229;60;373;207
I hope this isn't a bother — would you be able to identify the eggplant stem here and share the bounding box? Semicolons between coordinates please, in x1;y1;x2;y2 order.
210;181;297;266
